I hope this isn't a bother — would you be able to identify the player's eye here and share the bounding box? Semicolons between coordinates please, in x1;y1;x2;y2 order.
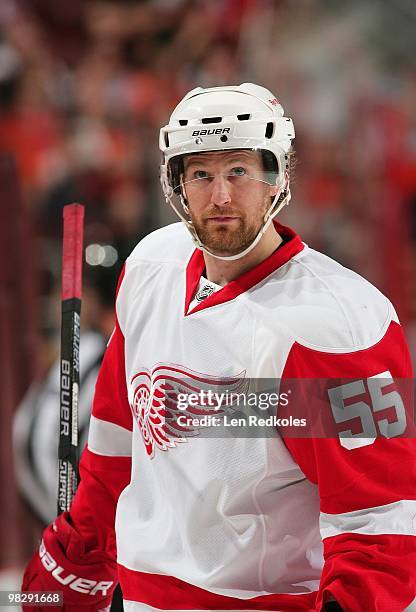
194;170;210;180
229;166;247;177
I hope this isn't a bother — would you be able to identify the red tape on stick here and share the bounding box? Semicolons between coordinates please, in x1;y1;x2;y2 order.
62;204;84;300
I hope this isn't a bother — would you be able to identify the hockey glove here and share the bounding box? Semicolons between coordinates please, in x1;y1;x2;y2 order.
21;512;117;611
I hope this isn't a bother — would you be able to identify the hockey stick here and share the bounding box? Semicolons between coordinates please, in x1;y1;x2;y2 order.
57;203;84;515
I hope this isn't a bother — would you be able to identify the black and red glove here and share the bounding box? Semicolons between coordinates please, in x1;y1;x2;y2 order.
21;512;117;611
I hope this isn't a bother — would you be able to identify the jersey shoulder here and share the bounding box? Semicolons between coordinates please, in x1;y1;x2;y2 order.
258;245;397;352
127;222;194;266
116;223;193;330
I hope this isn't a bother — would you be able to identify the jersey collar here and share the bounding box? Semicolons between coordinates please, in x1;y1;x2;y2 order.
184;221;304;316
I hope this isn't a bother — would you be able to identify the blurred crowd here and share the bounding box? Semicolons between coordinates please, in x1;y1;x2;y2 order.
1;0;416;332
1;0;416;589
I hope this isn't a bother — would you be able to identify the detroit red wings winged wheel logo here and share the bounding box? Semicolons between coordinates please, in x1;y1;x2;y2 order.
129;364;247;459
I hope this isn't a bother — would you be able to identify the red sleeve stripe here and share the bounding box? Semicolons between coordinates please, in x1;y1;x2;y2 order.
319;499;416;540
81;446;132;472
316;532;416;611
87;415;132;457
91;297;133;432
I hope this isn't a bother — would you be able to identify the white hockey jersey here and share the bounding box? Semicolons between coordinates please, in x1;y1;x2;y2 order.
70;221;416;611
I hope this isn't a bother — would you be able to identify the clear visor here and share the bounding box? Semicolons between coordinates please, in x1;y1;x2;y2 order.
180;169;279;193
168;150;280;194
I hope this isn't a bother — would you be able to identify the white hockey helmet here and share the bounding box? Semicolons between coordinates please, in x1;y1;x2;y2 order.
159;83;295;260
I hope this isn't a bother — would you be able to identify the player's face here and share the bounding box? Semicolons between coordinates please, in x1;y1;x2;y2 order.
182;150;279;256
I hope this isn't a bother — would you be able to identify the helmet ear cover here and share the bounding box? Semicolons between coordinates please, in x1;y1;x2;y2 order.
168;155;185;196
260;149;279;184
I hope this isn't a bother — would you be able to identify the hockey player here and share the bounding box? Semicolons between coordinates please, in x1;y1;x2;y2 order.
22;84;416;611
